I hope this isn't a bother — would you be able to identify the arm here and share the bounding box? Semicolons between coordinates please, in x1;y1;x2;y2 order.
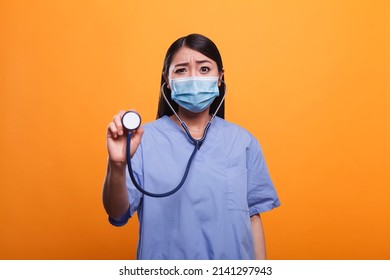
102;161;129;219
251;214;267;260
102;110;143;219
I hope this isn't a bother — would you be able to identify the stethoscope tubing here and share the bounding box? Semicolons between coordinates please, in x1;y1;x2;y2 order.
126;132;199;198
124;80;226;198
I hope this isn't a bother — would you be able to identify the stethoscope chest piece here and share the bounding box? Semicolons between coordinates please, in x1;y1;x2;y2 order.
122;111;141;131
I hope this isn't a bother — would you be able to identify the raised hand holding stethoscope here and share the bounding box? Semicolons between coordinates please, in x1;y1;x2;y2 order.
106;110;144;165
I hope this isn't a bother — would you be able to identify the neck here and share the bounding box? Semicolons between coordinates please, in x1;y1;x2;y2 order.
178;108;211;128
171;108;211;139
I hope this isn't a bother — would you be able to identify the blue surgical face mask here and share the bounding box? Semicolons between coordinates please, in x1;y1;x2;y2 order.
170;76;220;113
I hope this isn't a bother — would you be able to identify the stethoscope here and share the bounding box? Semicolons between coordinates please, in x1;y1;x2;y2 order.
122;82;226;198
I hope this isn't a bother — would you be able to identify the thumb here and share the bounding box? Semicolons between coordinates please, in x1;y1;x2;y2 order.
132;126;144;144
130;126;144;158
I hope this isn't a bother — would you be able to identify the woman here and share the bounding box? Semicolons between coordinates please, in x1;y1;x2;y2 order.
103;33;280;260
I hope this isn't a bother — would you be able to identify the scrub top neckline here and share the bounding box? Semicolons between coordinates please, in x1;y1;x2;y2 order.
162;114;218;135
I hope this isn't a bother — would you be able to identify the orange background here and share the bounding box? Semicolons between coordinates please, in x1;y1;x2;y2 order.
1;0;389;259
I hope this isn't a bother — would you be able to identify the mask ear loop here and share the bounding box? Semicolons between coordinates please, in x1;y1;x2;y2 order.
160;81;227;148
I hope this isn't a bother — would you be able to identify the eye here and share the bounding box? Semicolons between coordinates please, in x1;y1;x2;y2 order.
174;68;187;74
200;66;210;73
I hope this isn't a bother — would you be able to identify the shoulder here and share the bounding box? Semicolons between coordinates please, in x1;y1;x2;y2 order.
214;117;264;157
214;117;256;142
141;115;173;133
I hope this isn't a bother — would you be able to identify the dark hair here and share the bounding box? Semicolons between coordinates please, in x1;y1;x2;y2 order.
156;33;225;119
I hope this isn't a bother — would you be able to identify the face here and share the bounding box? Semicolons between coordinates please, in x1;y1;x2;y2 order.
166;46;223;87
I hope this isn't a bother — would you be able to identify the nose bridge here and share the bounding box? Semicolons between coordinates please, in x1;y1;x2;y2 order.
188;56;199;76
188;65;196;77
186;65;195;76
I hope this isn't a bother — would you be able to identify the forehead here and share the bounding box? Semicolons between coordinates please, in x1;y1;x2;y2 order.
170;46;215;65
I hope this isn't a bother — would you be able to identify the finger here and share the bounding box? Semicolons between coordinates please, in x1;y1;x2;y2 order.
129;126;144;158
113;113;124;136
132;126;144;145
118;109;127;117
107;122;118;139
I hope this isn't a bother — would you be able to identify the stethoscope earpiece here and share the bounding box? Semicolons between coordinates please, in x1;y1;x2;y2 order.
122;111;141;131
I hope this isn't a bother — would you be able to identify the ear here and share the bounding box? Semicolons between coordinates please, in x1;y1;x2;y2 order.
163;72;170;89
218;69;225;86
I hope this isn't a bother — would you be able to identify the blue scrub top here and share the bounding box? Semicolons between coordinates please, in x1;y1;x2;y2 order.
109;116;280;259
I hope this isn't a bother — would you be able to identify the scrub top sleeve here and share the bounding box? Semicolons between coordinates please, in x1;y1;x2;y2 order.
247;136;280;216
108;207;131;227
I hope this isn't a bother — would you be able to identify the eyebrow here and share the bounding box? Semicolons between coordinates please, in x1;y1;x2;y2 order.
173;60;213;68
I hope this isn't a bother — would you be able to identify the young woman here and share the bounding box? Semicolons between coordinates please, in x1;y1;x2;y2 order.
103;33;280;260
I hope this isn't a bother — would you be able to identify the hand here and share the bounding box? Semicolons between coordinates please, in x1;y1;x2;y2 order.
106;110;144;165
